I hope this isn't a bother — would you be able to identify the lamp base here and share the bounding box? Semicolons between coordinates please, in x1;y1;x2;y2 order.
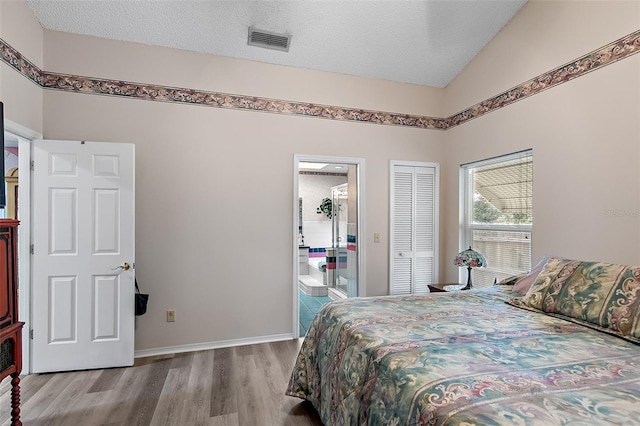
461;266;473;290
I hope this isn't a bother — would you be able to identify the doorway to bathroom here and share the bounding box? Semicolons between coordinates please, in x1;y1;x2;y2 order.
293;155;365;337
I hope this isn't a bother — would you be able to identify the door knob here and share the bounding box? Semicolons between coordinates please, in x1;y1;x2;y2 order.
112;262;131;271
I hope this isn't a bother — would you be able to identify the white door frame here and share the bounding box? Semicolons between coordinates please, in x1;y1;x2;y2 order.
5;119;43;374
292;154;366;338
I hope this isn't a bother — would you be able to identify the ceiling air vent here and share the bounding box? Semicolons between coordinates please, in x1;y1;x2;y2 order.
248;27;291;52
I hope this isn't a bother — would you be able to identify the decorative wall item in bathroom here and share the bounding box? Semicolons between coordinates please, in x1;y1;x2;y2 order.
316;198;334;219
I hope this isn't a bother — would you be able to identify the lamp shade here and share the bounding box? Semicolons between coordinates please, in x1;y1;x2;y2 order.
454;246;486;290
454;246;487;268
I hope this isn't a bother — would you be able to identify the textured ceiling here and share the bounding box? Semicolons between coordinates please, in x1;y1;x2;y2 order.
26;0;527;88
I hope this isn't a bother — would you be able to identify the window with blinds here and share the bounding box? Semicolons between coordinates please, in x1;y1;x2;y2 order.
460;150;533;287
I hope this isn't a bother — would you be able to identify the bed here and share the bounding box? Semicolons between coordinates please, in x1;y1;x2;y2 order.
286;257;640;425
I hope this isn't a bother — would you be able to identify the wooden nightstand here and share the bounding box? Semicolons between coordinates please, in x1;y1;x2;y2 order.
428;283;467;292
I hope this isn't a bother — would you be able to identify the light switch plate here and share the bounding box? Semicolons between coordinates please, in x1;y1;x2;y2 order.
167;310;176;322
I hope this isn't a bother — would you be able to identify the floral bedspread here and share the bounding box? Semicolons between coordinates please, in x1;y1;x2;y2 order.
286;287;640;425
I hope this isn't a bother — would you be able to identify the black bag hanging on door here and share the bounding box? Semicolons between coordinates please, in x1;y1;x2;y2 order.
135;279;149;316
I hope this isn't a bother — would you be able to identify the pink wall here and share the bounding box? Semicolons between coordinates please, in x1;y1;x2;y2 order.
442;1;640;282
1;0;639;353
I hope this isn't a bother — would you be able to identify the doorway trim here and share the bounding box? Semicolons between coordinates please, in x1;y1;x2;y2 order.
293;154;366;338
5;119;42;374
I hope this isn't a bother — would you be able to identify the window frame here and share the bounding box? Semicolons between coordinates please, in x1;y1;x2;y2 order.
459;150;533;286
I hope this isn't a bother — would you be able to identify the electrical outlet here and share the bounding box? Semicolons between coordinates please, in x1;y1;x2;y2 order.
374;233;381;243
167;310;176;322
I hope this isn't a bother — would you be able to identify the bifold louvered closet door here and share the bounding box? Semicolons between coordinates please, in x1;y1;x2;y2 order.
390;163;439;295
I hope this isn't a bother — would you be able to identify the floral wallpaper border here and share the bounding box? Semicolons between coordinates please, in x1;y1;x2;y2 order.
40;71;447;130
0;38;43;86
445;30;640;128
1;29;639;130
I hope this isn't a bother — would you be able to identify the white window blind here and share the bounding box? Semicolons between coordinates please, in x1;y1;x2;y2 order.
460;150;533;287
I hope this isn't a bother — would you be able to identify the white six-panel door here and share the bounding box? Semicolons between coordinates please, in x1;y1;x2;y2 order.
31;140;135;373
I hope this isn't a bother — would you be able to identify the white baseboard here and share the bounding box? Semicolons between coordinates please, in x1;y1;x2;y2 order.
134;333;295;359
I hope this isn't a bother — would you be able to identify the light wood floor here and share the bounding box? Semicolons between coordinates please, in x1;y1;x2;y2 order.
0;339;324;426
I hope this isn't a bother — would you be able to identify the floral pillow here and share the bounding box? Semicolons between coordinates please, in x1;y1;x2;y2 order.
508;258;640;343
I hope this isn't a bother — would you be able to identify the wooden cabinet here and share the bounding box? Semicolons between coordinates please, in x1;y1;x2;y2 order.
0;219;23;425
